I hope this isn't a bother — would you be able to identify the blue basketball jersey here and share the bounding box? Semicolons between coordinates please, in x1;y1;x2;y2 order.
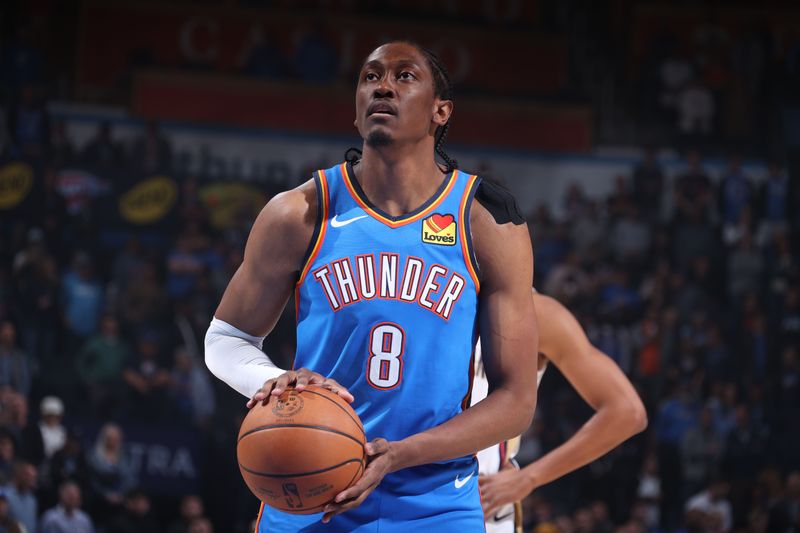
258;162;485;532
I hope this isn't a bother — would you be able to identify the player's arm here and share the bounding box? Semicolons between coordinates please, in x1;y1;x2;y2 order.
205;181;352;405
322;200;539;522
396;202;539;459
479;294;647;515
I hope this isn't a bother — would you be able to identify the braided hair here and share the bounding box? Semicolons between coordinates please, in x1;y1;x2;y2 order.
345;42;459;173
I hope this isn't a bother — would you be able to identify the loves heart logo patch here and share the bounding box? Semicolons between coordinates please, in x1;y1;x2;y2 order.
422;213;457;246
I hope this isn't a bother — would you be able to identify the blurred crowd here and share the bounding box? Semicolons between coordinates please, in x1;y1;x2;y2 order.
516;147;799;532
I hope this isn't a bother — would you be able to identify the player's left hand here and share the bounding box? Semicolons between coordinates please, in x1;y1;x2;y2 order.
321;438;393;523
478;462;535;518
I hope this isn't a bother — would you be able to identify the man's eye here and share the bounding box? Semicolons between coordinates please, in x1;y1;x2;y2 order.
365;72;378;81
398;71;415;80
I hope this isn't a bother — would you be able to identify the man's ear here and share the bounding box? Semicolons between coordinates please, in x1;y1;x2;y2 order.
433;99;453;128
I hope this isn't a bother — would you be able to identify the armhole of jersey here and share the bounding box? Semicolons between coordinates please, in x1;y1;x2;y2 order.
296;170;329;286
459;174;481;292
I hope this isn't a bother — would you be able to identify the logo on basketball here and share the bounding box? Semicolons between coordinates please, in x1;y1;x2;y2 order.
272;391;304;417
282;482;304;509
421;213;457;246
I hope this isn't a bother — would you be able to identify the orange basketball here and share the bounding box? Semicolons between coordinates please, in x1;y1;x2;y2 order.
237;385;366;514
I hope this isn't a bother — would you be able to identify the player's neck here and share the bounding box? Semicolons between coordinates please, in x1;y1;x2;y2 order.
356;144;447;218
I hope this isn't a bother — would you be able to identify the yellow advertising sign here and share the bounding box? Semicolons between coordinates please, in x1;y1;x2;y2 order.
119;176;178;224
0;162;34;210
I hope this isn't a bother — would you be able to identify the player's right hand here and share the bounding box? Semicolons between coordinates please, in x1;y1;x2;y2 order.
246;368;354;408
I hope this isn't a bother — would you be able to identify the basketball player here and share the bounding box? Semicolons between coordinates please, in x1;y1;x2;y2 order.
204;41;539;531
476;291;648;532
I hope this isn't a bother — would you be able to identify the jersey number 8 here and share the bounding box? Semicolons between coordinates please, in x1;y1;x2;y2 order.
367;323;405;389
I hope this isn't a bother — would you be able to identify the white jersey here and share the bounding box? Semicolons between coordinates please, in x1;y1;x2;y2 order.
472;341;546;533
471;342;546;474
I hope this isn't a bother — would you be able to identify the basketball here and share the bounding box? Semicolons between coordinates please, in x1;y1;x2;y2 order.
237;385;366;514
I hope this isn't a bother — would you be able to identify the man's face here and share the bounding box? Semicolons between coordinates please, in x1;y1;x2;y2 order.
354;43;450;148
62;485;81;509
18;464;37;491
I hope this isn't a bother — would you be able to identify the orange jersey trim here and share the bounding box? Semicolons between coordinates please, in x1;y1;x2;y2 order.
459;174;481;293
254;502;265;532
341;163;457;228
296;170;330;286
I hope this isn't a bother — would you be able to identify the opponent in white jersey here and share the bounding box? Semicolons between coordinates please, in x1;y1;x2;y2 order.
473;291;648;532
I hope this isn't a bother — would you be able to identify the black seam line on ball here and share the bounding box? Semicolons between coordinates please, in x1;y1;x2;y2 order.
238;457;363;478
301;389;365;434
238;423;365;447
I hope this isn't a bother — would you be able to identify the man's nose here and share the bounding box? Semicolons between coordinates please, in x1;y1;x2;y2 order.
374;78;394;98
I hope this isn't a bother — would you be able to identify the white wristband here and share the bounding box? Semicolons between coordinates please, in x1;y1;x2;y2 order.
204;317;286;398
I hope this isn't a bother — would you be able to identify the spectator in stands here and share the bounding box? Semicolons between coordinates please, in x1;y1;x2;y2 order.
0;322;32;398
658;47;693;113
187;517;213;533
0;391;30;450
0;430;16;486
48;432;90;497
757;161;793;234
727;233;764;301
166;236;204;300
61;252;104;347
167;494;205;533
2;461;38;533
131;120;172;175
636;454;662;531
674;150;714;223
0;493;24;533
81;121;122;171
610;204;651;266
543;252;589;307
681;405;724;499
718;155;753;228
11;227;57;362
685;478;733;532
656;380;700;528
25;396;67;467
122;332;171;421
107;488;161;533
677;78;716;138
111;239;146;295
562;182;589;221
87;424;135;521
77;315;130;416
39;481;94;533
632;146;665;222
118;263;169;337
569;200;607;262
767;471;800;531
169;347;215;427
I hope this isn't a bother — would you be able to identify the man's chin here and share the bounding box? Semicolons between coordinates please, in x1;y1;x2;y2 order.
366;130;394;148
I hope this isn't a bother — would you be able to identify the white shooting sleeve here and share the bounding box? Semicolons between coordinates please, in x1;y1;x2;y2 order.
204;317;286;398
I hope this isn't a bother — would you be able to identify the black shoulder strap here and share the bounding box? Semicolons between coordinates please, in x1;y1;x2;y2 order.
474;178;525;225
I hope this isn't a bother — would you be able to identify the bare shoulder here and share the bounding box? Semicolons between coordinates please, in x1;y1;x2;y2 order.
469;199;533;286
533;292;590;364
246;179;318;273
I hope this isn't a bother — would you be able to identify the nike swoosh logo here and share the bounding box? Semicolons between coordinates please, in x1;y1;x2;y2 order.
454;470;475;489
330;214;368;228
